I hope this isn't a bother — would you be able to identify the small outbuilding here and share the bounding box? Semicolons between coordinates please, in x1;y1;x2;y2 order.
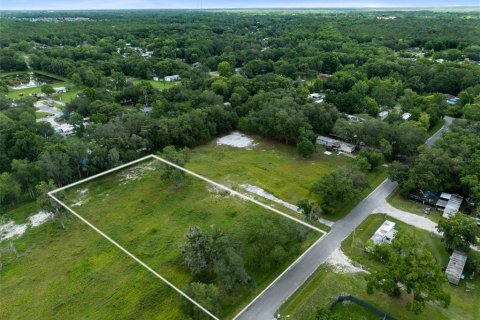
445;250;468;285
370;220;397;245
164;75;181;82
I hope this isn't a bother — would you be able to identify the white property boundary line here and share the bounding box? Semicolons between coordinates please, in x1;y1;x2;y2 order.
48;154;326;320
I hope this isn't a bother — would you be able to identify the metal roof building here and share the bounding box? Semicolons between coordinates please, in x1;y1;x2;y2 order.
371;220;397;245
445;250;468;285
436;193;463;218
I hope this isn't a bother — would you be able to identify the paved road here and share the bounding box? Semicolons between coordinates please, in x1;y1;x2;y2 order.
236;116;454;320
426;116;453;146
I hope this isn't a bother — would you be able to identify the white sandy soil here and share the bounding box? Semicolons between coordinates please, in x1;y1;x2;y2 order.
217;132;256;149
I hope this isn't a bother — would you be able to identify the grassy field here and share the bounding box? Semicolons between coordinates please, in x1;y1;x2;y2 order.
188;137;387;221
132;79;176;91
279;214;480;320
1;159;319;319
330;301;379;320
387;189;443;223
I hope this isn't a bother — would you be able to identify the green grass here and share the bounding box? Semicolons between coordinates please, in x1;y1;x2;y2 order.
279;214;480;320
35;111;50;119
6;82;81;104
428;118;446;135
132;79;176;91
188;137;386;222
330;301;379;320
387;189;442;224
1;159;319;319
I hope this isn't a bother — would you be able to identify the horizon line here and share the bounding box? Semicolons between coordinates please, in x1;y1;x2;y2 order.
2;6;480;11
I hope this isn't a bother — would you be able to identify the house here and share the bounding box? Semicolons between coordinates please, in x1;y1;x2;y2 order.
447;97;458;105
308;93;325;104
316;136;356;153
402;112;412;120
234;67;242;73
436;192;463;218
53;87;67;94
445;250;468;285
223;102;231;108
55;123;74;137
378;110;390;121
371;220;397;245
153;77;159;81
164;75;181;82
191;62;202;69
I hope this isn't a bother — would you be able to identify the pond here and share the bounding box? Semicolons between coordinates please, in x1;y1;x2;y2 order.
3;72;60;90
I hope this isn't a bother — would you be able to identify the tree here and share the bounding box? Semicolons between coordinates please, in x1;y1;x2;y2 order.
217;61;232;77
437;214;479;252
310;169;368;213
366;233;450;314
296;138;315;158
41;84;55;96
0;172;21;210
179;226;250;292
179;226;217;275
11;159;42;198
157;146;189;186
183;282;220;320
35;180;68;229
297;199;317;223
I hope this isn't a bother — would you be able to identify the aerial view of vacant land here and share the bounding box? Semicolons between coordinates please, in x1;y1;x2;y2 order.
1;4;479;320
1;157;319;319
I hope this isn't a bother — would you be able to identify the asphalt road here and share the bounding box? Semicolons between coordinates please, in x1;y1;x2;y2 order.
236;116;454;320
426;116;453;147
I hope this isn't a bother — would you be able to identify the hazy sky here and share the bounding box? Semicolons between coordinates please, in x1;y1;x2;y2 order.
1;0;479;10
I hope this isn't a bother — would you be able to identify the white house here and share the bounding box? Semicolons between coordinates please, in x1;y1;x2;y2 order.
370;220;397;245
308;92;326;104
164;75;181;82
53;87;67;94
402;112;412;120
378;110;390;121
153;77;159;81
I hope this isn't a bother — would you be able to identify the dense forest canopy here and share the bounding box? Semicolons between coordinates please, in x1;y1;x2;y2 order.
1;10;480;211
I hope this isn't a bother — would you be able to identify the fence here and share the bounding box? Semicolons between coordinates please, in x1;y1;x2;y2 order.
330;295;396;320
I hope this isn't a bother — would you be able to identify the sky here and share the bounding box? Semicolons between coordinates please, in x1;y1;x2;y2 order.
1;0;479;10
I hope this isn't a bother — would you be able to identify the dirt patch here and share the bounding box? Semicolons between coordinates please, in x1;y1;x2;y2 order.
0;211;54;242
119;162;155;184
325;248;367;274
217;132;257;149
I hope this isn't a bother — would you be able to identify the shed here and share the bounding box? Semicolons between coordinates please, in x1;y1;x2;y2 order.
445;250;468;285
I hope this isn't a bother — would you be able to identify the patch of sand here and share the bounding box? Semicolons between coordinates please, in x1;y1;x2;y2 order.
29;211;54;227
119;162;155;184
240;184;335;227
325;247;367;274
217;132;256;149
0;222;28;241
0;211;54;241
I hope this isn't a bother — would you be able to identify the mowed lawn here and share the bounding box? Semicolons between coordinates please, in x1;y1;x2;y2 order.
1;159;319;319
188;137;387;221
279;214;480;320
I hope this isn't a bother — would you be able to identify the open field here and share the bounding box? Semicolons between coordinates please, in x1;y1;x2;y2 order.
1;157;319;319
132;79;177;91
279;214;480;320
188;137;387;221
